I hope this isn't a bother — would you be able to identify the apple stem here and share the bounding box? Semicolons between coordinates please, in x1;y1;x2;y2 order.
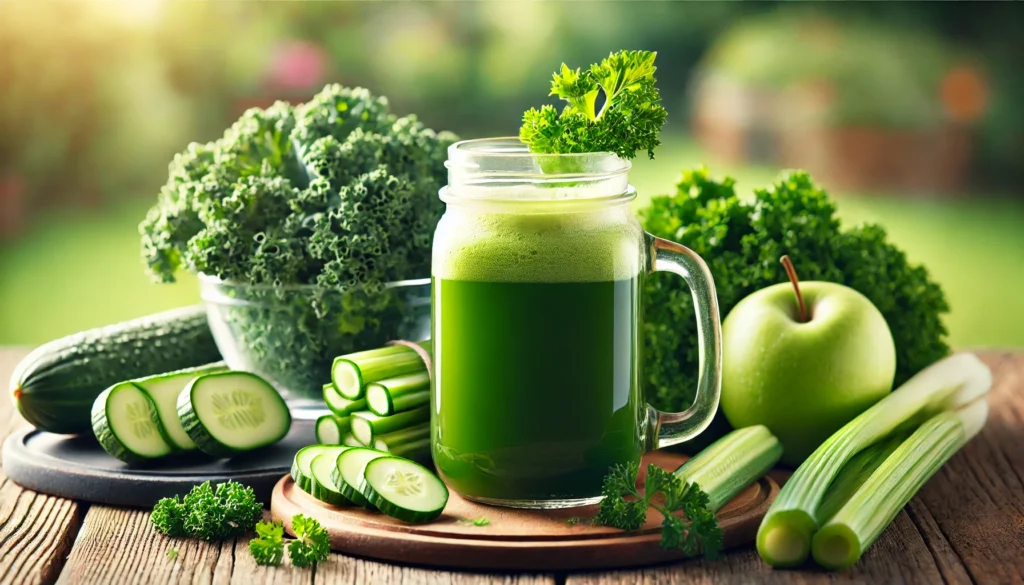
780;255;808;323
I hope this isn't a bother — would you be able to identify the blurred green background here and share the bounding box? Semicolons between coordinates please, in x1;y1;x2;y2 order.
1;2;1022;348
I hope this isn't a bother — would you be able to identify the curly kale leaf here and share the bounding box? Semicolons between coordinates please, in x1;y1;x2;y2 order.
520;50;667;160
641;168;950;436
140;84;456;288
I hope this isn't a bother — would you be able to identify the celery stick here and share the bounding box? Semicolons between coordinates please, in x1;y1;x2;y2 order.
675;425;783;512
323;383;367;416
814;434;905;526
372;424;429;451
757;353;992;567
315;415;351;445
331;342;430;399
351;407;429;445
812;399;988;570
366;372;430;416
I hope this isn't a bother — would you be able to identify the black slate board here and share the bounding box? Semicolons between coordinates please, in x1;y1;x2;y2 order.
2;421;314;507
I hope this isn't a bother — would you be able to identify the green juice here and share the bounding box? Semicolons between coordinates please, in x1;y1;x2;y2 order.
431;207;646;503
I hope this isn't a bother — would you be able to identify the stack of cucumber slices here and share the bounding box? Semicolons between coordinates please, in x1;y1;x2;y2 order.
291;444;448;524
92;366;291;463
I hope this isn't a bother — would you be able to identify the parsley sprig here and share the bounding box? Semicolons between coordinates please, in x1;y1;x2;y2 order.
248;515;330;568
249;520;285;567
595;461;723;559
151;481;262;541
287;515;331;567
520;50;668;160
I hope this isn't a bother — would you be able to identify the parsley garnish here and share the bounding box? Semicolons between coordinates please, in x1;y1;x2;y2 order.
595;462;723;559
166;548;178;562
151;481;262;541
520;50;668;161
458;517;491;527
249;520;285;567
287;515;330;568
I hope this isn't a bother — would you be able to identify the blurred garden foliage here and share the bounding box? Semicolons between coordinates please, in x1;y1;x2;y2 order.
1;1;1022;233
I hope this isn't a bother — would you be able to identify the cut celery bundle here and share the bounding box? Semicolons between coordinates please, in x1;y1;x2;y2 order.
811;399;988;570
675;425;783;512
757;353;992;567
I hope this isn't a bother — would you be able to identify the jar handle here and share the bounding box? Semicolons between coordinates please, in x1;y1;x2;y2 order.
644;234;723;450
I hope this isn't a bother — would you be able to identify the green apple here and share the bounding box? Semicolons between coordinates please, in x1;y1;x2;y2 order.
720;265;896;466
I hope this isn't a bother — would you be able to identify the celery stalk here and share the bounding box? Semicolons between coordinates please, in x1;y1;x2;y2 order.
811;399;988;570
675;425;783;512
813;434;905;525
330;341;430;399
757;353;992;567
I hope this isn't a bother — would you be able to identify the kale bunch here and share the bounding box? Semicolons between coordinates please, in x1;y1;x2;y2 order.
641;168;949;443
140;86;454;397
141;85;456;288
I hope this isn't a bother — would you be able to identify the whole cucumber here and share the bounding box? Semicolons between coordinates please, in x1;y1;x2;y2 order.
9;305;221;435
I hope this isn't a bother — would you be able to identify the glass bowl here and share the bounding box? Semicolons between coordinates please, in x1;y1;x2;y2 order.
199;275;431;418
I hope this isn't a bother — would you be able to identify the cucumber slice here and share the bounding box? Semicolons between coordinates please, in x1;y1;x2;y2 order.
342;433;364;447
351;407;429;446
332;447;388;508
323;383;367;416
360;456;449;523
177;372;291;458
291;444;347;493
316;415;351;445
310;451;353;506
134;362;227;451
92;382;174;463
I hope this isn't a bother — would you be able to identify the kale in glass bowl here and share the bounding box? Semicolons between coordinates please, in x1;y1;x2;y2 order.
200;275;429;413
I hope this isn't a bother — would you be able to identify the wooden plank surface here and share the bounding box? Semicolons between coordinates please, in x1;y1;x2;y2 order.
0;349;85;585
0;347;1022;585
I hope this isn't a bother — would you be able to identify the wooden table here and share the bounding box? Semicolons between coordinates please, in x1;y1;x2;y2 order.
1;348;1021;585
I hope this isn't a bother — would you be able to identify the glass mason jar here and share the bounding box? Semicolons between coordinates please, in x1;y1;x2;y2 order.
431;138;722;509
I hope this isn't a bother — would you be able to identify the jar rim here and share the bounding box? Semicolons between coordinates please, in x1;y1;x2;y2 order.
444;137;632;202
446;137;631;173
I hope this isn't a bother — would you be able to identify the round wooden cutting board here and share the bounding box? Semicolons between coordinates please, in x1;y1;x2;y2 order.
271;450;779;571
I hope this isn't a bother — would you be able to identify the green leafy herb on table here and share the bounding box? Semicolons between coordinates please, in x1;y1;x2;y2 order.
641;169;949;438
596;461;723;559
249;520;285;567
457;517;491;527
166;548;178;562
151;481;262;541
520;50;668;160
287;515;331;568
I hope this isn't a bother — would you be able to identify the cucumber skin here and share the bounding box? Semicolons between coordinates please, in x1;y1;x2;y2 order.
176;372;291;459
91;384;170;464
291;458;313;493
11;305;221;435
